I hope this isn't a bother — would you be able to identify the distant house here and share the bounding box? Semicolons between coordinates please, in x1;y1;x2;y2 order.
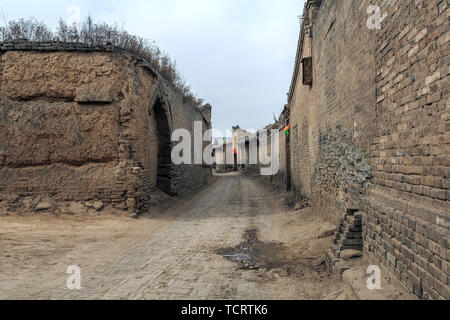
213;126;257;172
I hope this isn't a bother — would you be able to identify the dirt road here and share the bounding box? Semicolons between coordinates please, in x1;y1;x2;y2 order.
0;173;355;300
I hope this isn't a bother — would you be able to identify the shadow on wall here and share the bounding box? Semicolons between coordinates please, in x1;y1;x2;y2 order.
153;99;173;196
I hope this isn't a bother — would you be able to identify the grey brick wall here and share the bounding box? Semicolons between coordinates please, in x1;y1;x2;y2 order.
285;0;449;299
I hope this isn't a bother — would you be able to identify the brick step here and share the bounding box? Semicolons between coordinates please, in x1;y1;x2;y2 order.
328;212;365;276
343;228;362;235
345;226;362;234
344;232;362;239
335;239;363;246
335;244;363;252
336;238;363;246
346;215;362;226
346;211;361;217
343;221;362;232
335;230;361;239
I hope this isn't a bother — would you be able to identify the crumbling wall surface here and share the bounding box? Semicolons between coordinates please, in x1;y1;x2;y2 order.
0;50;125;101
114;58;162;213
0;49;124;202
287;0;449;299
362;0;449;300
313;128;373;224
0;42;212;214
312;0;377;222
289;0;377;223
163;80;212;195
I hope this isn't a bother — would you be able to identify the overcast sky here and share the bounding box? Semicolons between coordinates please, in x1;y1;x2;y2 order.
1;0;305;134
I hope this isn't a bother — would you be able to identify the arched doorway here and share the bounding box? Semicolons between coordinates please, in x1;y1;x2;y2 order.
153;99;172;195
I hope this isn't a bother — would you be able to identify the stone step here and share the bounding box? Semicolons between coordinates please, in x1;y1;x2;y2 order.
334;261;351;275
331;244;341;256
325;249;340;266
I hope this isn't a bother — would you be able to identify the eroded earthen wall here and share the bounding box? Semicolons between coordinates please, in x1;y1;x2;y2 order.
0;42;212;214
163;80;212;195
0;49;125;202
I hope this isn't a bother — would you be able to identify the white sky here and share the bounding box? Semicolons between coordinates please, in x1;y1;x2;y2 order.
0;0;305;134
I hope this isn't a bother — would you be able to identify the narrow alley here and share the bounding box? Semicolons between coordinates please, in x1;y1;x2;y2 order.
0;173;357;300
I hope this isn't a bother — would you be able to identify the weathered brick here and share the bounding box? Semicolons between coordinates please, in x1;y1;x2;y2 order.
285;0;449;300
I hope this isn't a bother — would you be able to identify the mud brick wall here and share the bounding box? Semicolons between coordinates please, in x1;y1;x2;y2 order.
0;48;125;203
162;80;212;195
0;41;212;214
286;0;449;299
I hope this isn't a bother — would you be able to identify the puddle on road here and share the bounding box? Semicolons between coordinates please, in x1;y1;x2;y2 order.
216;228;290;270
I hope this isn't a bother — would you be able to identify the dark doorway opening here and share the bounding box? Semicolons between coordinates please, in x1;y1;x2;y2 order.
286;129;292;192
153;100;172;195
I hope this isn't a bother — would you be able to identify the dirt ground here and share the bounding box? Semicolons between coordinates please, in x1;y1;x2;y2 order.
0;173;357;300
